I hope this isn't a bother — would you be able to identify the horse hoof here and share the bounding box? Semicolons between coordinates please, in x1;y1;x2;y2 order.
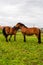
24;41;26;42
6;40;8;42
38;42;41;44
9;39;10;41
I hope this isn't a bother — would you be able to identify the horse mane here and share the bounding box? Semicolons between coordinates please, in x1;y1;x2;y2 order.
17;22;27;28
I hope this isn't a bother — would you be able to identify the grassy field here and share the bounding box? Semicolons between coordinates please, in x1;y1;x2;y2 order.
0;31;43;65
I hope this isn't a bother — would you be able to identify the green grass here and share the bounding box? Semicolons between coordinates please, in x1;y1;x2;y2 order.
0;32;43;65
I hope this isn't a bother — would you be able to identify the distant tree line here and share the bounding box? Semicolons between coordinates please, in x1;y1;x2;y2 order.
41;28;43;33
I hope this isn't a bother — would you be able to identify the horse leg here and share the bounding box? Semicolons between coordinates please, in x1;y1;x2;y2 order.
9;35;12;41
38;37;41;44
24;35;26;42
35;34;41;44
5;35;8;42
38;34;41;44
37;30;41;44
14;35;16;41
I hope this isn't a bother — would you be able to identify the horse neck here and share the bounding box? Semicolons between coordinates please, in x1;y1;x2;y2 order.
16;24;27;29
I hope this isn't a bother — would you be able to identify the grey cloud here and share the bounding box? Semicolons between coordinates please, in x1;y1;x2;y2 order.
0;0;43;28
0;0;26;5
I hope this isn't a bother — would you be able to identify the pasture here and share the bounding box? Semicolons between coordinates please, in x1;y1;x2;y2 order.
0;30;43;65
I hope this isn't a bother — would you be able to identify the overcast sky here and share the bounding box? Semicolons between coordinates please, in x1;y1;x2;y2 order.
0;0;43;28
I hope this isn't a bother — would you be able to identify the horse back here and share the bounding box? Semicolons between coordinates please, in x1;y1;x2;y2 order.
21;27;40;35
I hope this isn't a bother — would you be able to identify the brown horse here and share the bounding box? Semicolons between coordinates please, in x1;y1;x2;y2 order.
15;22;41;44
2;26;18;42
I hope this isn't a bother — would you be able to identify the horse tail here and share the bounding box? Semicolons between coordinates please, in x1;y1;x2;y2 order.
2;27;6;36
38;29;41;43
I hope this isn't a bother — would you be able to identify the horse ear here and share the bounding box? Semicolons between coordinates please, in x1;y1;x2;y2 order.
13;26;18;30
13;26;16;28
